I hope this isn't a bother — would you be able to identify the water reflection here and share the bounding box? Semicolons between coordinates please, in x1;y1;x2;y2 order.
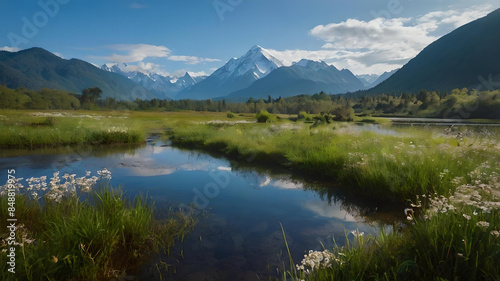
0;142;397;280
303;200;357;222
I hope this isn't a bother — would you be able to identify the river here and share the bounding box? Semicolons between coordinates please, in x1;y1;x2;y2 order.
0;135;400;280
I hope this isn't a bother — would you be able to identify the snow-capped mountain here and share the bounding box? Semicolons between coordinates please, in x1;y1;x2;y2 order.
356;69;399;88
101;63;206;99
175;45;285;100
227;59;366;100
356;74;380;87
215;45;284;80
174;72;207;88
369;69;399;88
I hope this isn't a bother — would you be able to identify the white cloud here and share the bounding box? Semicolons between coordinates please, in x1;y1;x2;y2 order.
169;69;211;78
105;44;171;63
168;55;220;64
0;46;20;52
90;44;220;77
54;52;64;58
302;200;357;221
418;4;493;31
311;17;434;59
265;5;494;75
188;70;210;77
107;61;170;76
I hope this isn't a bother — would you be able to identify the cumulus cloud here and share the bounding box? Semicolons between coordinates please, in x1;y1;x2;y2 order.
268;5;494;75
311;17;435;60
0;46;20;52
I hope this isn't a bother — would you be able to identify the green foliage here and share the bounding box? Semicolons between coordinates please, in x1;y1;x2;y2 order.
3;83;500;119
297;111;312;121
226;111;236;118
0;85;80;110
80;87;102;109
332;107;355;121
256;109;273;123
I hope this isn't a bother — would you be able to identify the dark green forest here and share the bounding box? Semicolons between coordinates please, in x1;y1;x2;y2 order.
1;84;499;119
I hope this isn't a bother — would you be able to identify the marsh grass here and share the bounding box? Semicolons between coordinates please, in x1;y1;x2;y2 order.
282;204;499;281
280;138;500;281
0;110;144;149
168;117;500;280
170;121;500;201
2;110;499;279
0;169;197;281
0;187;196;281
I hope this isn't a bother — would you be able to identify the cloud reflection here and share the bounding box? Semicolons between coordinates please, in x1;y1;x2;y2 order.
303;200;357;222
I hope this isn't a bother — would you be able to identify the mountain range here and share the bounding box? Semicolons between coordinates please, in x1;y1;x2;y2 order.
225;59;365;101
365;8;500;95
0;48;155;101
0;45;393;102
175;45;285;100
100;63;207;99
1;8;499;101
174;45;375;100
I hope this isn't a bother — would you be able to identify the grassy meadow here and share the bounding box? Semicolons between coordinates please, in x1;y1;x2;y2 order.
1;109;499;280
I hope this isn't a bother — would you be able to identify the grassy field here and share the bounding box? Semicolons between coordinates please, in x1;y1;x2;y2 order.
1;109;499;280
168;114;500;201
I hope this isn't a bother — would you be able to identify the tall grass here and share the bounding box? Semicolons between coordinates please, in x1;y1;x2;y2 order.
284;198;499;280
170;121;500;201
0;111;144;149
0;171;197;281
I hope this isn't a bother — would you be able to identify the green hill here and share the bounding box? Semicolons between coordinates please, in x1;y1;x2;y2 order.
0;47;154;101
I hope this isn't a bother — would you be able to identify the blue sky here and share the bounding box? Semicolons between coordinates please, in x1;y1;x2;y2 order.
1;0;498;77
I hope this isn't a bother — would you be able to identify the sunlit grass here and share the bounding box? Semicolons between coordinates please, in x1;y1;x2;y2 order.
0;110;145;148
1;109;499;280
283;188;499;281
169;120;500;201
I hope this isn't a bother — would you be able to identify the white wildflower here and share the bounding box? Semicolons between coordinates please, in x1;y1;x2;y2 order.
476;221;490;229
351;229;365;238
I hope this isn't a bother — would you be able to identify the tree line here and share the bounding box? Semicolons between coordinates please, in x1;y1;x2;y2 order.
1;84;499;119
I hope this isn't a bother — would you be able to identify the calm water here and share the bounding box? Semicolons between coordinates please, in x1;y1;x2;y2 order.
0;139;396;280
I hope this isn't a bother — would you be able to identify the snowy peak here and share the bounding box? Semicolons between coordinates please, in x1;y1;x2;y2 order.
294;59;333;71
175;72;196;88
100;64;206;99
214;45;284;80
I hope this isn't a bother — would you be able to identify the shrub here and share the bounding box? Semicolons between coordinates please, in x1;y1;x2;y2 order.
226;111;236;118
298;111;313;121
256;110;273;123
